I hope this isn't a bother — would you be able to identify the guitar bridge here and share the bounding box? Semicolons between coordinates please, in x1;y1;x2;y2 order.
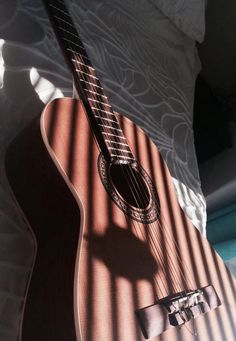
136;285;221;339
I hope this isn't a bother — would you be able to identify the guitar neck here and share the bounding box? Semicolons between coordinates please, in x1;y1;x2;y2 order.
43;0;134;163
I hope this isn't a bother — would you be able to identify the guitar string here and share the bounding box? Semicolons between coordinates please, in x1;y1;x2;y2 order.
51;0;196;297
52;0;193;295
50;1;171;296
70;54;172;297
51;1;133;163
122;161;195;293
114;156;196;322
54;5;189;298
94;103;199;324
76;77;172;295
66;47;177;296
49;5;201;332
118;162;184;295
45;3;210;338
118;125;200;333
104;157;198;334
123;144;196;290
89;97;186;294
116;127;196;292
50;5;203;333
58;33;177;305
118;159;189;294
132;164;196;290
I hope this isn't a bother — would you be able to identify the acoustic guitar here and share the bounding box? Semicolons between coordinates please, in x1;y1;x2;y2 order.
5;0;236;340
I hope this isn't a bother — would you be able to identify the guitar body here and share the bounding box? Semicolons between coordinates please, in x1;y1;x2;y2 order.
5;97;236;341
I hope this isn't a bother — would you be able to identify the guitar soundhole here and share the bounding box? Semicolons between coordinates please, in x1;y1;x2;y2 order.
98;154;160;223
109;164;150;209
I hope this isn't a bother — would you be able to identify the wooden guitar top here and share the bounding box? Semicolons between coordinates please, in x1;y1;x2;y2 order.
40;97;235;341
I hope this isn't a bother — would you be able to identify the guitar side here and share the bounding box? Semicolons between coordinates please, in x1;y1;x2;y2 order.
5;100;81;341
6;97;236;341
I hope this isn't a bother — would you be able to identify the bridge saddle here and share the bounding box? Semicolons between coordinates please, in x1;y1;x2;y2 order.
162;289;207;326
136;285;221;339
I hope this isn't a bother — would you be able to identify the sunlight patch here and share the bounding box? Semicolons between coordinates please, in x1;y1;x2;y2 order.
30;67;63;103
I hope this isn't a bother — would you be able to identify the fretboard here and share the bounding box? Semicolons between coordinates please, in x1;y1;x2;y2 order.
43;0;135;163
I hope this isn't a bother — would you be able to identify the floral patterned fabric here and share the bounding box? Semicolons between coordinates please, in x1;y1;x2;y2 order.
0;0;205;339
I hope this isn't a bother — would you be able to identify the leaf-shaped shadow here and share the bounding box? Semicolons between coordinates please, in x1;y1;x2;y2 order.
85;224;158;281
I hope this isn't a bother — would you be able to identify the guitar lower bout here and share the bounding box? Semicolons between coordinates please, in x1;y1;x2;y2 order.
5;97;236;341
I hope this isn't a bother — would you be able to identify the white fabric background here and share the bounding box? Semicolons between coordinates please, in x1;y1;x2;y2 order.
0;0;206;339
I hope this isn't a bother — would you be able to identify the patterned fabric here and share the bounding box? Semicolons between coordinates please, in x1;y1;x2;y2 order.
0;0;206;339
150;0;206;42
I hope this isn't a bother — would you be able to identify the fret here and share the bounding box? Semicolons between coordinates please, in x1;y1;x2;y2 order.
94;116;117;124
105;139;129;147
85;85;107;99
91;107;115;116
72;59;95;72
49;4;71;17
58;26;80;40
108;147;132;154
98;124;122;132
74;62;95;76
88;98;111;107
49;0;68;10
54;15;74;27
63;37;86;51
75;68;99;80
102;132;126;139
79;78;108;99
76;65;98;79
85;89;107;99
105;142;131;153
79;78;100;89
67;48;90;61
96;117;120;129
51;7;80;38
51;0;70;13
111;154;134;160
